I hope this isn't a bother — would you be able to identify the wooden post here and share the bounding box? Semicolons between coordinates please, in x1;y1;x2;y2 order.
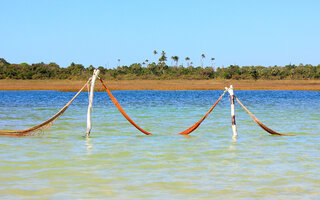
86;69;100;136
227;85;238;138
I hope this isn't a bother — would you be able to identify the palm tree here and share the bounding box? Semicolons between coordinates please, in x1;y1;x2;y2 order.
173;56;179;67
211;57;215;70
159;51;167;63
185;57;190;67
153;50;157;62
171;56;179;67
201;54;205;68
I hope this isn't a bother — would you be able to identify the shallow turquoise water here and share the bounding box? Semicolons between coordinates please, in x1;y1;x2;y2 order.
0;90;319;199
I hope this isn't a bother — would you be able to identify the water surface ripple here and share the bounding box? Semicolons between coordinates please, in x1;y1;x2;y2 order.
0;90;319;199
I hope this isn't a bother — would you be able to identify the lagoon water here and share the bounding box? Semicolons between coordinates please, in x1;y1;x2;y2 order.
0;90;319;199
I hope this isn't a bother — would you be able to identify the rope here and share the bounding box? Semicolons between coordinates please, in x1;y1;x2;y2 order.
235;96;295;136
99;78;153;135
0;78;91;136
99;77;227;135
177;89;227;135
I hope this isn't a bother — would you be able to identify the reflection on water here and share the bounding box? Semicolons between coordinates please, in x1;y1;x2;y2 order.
85;137;93;154
0;90;319;199
229;138;238;150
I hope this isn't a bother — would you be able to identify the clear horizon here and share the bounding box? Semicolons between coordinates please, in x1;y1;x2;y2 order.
1;0;319;68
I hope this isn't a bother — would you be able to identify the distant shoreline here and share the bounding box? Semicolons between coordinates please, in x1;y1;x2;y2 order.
0;79;319;91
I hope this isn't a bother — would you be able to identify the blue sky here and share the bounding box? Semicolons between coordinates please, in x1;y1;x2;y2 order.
1;0;319;68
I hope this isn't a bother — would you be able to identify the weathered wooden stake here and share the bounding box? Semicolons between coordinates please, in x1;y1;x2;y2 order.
227;85;238;138
86;69;100;136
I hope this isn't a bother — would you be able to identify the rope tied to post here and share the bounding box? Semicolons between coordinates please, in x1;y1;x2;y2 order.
0;74;296;138
99;77;228;135
177;89;228;135
0;78;91;136
235;96;295;136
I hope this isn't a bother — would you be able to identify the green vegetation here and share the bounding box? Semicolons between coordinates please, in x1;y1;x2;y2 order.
0;57;319;80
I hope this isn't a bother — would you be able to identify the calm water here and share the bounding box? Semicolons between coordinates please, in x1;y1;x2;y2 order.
0;90;319;199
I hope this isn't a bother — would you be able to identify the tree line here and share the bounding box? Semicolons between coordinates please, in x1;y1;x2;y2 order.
0;57;319;80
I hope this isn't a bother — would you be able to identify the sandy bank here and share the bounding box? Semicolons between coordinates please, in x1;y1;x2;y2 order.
0;79;319;91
